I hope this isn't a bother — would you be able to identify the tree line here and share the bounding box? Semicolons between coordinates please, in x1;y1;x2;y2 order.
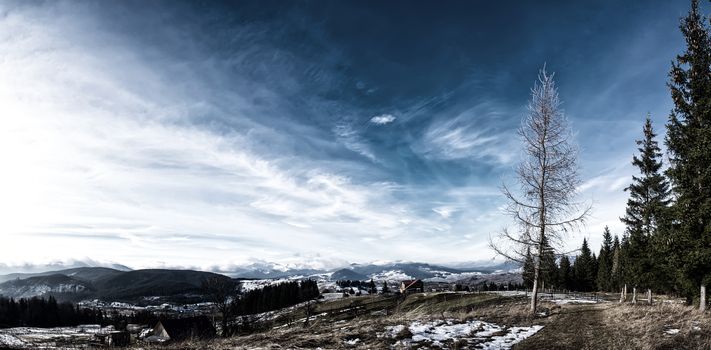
0;296;103;328
231;280;319;316
508;0;711;313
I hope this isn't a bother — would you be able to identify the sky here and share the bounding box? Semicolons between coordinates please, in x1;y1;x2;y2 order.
0;0;703;271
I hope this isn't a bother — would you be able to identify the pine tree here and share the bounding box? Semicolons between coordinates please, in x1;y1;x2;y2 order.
381;281;390;294
541;235;559;290
597;226;614;292
610;235;622;290
573;239;595;292
665;0;711;310
622;116;671;295
558;255;573;291
522;247;535;289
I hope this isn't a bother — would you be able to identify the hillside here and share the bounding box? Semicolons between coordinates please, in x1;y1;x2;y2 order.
93;269;232;300
122;292;711;350
0;274;94;299
0;267;124;284
0;268;233;302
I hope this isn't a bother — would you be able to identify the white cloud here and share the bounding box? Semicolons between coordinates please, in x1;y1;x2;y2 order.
0;3;497;269
370;114;396;125
432;205;458;218
333;123;378;161
415;105;518;165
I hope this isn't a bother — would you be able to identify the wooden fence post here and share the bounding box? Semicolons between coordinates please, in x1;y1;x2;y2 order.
701;285;706;312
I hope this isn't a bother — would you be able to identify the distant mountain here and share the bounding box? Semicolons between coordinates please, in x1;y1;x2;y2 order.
0;267;125;283
0;260;521;302
0;267;232;302
0;260;131;276
331;268;368;281
226;261;518;282
93;269;231;300
0;274;95;299
222;261;326;279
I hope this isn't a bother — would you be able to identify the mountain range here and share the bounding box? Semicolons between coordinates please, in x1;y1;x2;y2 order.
0;260;520;302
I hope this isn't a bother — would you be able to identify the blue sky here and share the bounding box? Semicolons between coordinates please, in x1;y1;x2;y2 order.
0;0;701;270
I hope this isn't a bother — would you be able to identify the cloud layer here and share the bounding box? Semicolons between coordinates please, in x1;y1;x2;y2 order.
0;0;693;269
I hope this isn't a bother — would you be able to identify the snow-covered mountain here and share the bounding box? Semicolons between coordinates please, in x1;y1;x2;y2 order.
0;259;131;276
0;274;94;299
228;261;518;282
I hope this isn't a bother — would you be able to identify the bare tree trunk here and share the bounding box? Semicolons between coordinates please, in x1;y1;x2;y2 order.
632;287;637;304
701;285;706;312
647;289;652;304
619;286;625;303
530;255;541;315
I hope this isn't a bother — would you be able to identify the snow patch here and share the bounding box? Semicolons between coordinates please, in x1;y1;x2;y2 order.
0;334;26;348
344;337;360;345
664;328;680;335
384;319;542;349
549;298;599;305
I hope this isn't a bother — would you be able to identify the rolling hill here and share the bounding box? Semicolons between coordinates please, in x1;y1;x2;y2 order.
0;267;233;302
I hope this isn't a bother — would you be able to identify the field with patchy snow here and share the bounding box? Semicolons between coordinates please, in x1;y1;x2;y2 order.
123;291;711;350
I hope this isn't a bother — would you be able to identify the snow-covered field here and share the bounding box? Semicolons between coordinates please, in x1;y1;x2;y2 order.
489;290;604;304
382;319;543;349
0;324;113;349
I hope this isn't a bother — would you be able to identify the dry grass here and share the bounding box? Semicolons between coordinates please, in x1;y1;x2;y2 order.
131;294;711;350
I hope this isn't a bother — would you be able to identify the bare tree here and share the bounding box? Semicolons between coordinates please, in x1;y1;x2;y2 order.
202;276;240;336
490;67;590;315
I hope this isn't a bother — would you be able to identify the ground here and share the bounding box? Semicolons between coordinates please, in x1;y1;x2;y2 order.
131;292;711;350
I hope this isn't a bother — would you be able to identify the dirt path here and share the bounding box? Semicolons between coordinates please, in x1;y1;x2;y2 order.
515;303;612;350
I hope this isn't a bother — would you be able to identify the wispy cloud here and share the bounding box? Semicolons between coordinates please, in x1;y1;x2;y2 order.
0;0;689;268
370;114;396;125
414;103;519;165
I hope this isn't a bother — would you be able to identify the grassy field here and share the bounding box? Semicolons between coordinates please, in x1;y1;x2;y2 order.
137;292;711;349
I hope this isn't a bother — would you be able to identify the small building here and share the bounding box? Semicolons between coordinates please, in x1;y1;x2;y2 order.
93;330;131;347
400;280;424;293
149;316;216;342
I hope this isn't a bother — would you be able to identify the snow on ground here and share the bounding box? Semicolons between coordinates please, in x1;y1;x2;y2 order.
383;319;543;349
371;270;414;281
480;326;544;350
549;298;599;305
424;271;483;283
489;291;603;305
321;292;346;300
0;334;26;348
0;325;115;348
664;328;680;335
240;278;302;292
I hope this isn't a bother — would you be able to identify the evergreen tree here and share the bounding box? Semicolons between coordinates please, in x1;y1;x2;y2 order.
591;252;598;287
522;247;535;289
622;116;671;294
381;281;390;294
558;255;573;291
573;239;596;292
596;227;614;291
540;235;559;290
665;0;711;309
610;235;622;290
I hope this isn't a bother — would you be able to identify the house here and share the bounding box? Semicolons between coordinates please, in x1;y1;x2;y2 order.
399;280;424;293
148;316;216;342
